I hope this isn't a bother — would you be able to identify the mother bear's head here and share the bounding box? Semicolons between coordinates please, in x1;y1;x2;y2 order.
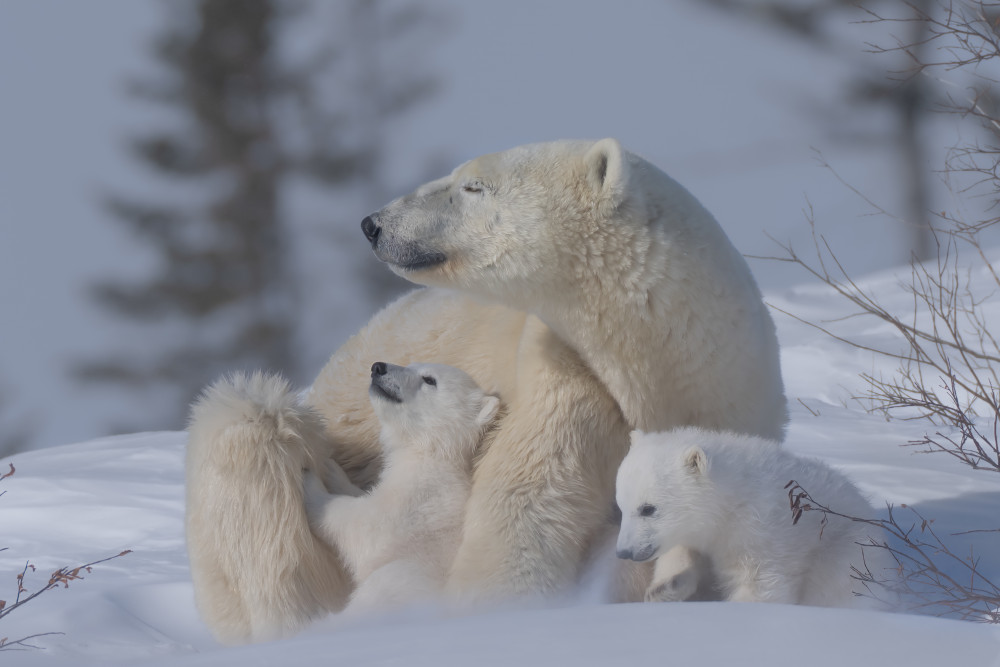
358;138;691;311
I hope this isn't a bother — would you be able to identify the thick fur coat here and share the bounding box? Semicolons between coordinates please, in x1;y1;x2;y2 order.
617;428;883;607
185;139;787;643
303;362;500;614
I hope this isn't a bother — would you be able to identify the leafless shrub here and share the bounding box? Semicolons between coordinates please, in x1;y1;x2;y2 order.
0;463;132;651
862;1;1000;73
787;480;1000;621
770;218;1000;432
769;0;1000;621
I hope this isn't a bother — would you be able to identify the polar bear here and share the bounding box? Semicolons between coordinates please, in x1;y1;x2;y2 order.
302;361;500;614
186;372;351;644
186;138;787;643
616;428;882;607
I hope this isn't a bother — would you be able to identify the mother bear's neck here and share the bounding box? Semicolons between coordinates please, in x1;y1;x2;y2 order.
530;224;783;440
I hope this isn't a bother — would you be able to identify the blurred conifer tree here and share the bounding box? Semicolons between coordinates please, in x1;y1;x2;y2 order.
78;0;442;432
0;383;31;458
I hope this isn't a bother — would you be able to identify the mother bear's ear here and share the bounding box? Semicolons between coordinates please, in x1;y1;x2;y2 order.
585;138;630;207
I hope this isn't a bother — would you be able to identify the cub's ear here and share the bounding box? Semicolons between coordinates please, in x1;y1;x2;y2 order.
477;395;501;427
585;138;629;206
684;446;709;476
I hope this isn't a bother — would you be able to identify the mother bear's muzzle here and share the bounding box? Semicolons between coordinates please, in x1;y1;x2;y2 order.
361;215;381;247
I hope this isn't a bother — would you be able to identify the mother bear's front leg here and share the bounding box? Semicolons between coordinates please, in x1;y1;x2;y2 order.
447;316;631;599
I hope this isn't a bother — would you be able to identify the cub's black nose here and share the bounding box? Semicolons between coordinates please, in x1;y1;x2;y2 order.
361;215;381;246
371;361;388;377
616;548;633;561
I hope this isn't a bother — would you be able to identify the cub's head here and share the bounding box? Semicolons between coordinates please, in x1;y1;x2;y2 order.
360;138;644;307
368;361;500;455
615;429;714;562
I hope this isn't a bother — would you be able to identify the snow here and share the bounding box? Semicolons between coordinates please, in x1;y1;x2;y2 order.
2;2;998;661
2;265;1000;665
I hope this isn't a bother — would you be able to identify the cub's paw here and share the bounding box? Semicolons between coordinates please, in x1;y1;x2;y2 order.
645;568;700;603
322;458;364;498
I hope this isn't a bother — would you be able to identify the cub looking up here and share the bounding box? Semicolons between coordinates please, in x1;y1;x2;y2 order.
304;361;500;614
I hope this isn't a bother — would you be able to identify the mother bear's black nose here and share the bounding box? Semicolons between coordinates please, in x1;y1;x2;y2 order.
371;361;388;377
361;215;381;247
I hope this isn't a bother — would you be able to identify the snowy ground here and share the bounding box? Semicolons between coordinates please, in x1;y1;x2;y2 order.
3;270;1000;665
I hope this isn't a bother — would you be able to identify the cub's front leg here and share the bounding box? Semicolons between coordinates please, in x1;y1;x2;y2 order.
302;470;366;559
320;457;365;498
645;546;720;602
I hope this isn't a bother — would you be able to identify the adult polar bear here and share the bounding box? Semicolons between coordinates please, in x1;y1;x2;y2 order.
185;138;787;643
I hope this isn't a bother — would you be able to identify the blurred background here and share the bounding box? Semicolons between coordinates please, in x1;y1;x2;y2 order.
0;0;991;452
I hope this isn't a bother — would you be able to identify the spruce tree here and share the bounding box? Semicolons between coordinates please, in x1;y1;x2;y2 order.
79;0;443;433
0;370;31;456
79;0;361;430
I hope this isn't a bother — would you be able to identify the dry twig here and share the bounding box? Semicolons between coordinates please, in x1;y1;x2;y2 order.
0;464;132;650
786;480;1000;621
771;0;1000;622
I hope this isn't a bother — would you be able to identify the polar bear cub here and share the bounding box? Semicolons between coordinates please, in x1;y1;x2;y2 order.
616;427;883;607
303;361;500;614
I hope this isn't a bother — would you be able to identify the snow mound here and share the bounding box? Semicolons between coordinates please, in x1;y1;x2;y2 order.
2;271;1000;665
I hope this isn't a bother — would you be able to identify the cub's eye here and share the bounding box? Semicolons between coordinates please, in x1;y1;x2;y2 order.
638;503;656;517
461;182;484;194
422;376;437;386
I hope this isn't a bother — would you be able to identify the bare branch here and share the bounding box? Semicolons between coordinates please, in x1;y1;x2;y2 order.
0;465;133;649
788;481;1000;621
0;633;64;652
767;1;1000;620
0;550;133;622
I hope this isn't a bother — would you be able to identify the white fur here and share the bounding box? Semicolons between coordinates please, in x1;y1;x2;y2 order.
616;428;886;607
185;372;348;644
302;363;499;615
186;139;788;642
